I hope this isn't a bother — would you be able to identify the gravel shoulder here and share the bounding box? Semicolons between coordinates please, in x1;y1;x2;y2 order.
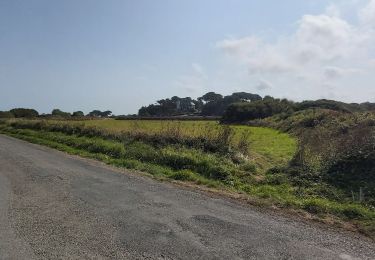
0;134;374;260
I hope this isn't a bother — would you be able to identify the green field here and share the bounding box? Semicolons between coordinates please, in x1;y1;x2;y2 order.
80;119;296;169
0;118;296;182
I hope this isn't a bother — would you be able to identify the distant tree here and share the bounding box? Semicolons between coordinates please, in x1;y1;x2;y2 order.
232;92;262;102
137;92;264;117
222;98;295;122
87;110;112;117
156;99;176;115
138;96;196;116
296;99;356;113
263;95;275;101
360;102;375;111
200;92;262;116
138;106;151;116
88;110;102;117
52;109;71;117
101;110;112;117
9;108;39;118
72;111;84;117
198;92;223;103
201;101;224;116
192;99;204;112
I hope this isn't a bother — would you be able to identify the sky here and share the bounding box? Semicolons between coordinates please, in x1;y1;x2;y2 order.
1;0;375;114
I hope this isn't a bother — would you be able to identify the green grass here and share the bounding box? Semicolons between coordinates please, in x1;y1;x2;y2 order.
78;119;296;169
232;125;296;167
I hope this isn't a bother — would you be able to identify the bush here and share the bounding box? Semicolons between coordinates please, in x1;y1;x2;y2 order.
52;109;71;118
338;204;368;220
222;98;295;123
9;108;39;118
170;170;197;181
240;162;257;173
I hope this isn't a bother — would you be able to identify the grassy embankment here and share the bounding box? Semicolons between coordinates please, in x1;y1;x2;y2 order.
0;118;374;238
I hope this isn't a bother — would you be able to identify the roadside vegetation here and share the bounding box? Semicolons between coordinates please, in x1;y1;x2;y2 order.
1;117;374;238
249;109;375;236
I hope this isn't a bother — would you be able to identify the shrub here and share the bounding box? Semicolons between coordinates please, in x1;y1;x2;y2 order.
222;98;295;123
240;162;257;173
170;170;197;181
9;108;39;118
338;204;368;220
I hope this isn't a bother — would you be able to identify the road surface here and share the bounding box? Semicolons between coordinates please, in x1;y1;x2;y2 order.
0;134;374;259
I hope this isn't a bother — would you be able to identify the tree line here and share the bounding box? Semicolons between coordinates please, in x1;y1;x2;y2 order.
138;91;375;122
2;92;375;122
0;108;112;119
138;92;262;117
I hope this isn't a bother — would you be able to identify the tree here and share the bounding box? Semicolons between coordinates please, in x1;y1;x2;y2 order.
72;111;84;117
222;98;295;122
297;99;356;113
9;108;39;118
101;110;112;117
138;106;151;116
138;96;196;116
198;92;223;103
200;92;262;116
87;110;112;117
52;109;71;117
232;92;262;102
88;110;102;117
137;92;265;117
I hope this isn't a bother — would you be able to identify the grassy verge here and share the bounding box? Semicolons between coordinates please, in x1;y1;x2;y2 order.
0;120;374;239
47;119;297;170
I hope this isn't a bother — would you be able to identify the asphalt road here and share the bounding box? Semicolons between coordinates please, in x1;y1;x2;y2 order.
0;134;374;260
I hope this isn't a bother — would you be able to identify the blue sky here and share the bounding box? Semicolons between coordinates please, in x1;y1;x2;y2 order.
1;0;374;114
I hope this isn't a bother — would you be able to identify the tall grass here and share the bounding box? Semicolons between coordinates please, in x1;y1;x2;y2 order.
8;119;242;155
74;119;296;166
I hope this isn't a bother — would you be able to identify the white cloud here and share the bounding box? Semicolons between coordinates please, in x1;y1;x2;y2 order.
216;0;375;102
256;79;273;91
216;36;260;62
216;14;361;72
217;36;295;74
294;14;355;62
